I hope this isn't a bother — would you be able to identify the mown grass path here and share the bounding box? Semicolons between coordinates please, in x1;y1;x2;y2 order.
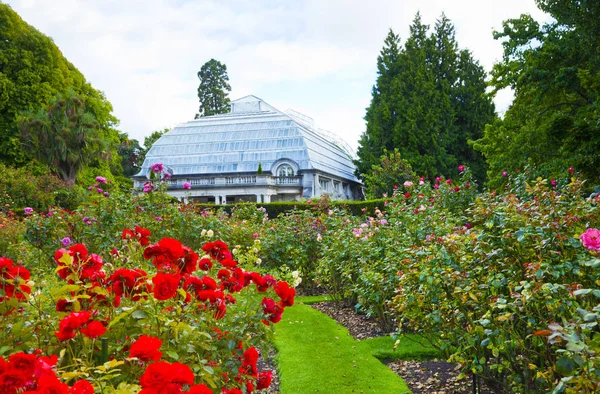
273;296;411;393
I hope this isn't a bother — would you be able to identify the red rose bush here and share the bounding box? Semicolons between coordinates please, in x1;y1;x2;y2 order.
0;227;293;392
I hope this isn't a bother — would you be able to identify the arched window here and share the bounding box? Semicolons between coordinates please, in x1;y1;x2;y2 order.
278;164;294;177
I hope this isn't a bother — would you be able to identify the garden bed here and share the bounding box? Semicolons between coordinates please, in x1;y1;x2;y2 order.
311;301;493;394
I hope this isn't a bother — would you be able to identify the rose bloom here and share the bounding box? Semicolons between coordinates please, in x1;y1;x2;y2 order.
152;273;181;300
580;228;600;251
24;207;33;214
403;181;413;188
129;335;163;362
150;163;164;173
95;176;107;184
183;182;191;190
80;321;106;339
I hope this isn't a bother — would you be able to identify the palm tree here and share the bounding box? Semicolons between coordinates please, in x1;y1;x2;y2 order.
19;90;101;185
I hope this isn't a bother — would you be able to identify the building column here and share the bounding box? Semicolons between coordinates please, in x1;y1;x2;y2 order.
312;174;317;197
221;195;227;205
264;194;271;203
256;194;262;203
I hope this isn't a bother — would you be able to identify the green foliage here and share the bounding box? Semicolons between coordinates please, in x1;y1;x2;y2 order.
364;149;414;198
0;3;122;180
0;163;79;211
391;173;600;392
195;59;231;118
18;90;106;184
117;132;142;177
261;210;326;293
257;162;263;175
357;13;495;184
473;1;600;188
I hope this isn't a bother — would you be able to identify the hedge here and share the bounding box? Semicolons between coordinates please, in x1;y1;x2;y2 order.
191;198;390;218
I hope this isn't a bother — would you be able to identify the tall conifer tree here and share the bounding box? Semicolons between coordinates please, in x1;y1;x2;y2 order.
355;29;401;176
357;12;495;184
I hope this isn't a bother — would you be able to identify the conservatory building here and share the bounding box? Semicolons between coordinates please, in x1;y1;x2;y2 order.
133;95;363;203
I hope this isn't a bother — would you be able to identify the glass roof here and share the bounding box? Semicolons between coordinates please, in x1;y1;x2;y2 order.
136;95;359;182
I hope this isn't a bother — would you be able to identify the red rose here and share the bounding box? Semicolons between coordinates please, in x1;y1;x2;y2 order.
0;257;14;271
139;361;173;389
70;380;94;394
202;240;230;261
129;335;162;362
169;362;194;385
222;389;242;394
275;281;295;307
257;370;273;389
8;352;37;377
55;312;91;341
143;238;185;264
34;375;70;393
198;258;212;271
80;321;106;339
188;384;212;394
0;369;28;391
180;247;198;275
152;273;180;300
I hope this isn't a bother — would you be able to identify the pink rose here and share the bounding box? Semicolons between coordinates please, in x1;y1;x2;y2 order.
580;228;600;251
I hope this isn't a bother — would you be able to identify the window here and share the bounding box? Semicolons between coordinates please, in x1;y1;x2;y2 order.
319;178;331;191
278;164;294;177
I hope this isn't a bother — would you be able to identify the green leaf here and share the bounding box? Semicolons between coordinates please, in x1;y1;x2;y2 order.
131;310;148;320
555;357;576;376
166;350;179;361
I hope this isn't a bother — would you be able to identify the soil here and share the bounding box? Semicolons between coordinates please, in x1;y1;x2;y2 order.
311;301;494;394
257;350;280;394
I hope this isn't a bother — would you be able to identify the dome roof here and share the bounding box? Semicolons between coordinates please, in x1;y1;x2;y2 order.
136;95;359;182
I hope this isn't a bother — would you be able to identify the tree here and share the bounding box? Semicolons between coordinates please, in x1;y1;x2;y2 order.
18;90;105;184
473;1;600;187
137;128;169;167
356;29;401;176
356;13;494;184
195;59;231;118
117;132;142;177
363;150;414;199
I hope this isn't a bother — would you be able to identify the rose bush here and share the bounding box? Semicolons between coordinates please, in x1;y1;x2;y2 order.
0;226;293;392
391;172;600;393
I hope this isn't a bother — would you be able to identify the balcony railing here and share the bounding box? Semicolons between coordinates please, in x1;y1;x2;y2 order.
160;175;302;189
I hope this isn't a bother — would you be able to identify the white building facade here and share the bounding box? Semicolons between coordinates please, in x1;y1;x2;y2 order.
133;96;363;203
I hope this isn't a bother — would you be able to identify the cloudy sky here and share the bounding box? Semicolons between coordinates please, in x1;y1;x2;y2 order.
7;0;550;150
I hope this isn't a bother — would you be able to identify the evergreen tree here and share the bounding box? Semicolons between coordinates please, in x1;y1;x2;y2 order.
195;59;231;118
355;29;401;176
393;13;445;178
356;12;495;184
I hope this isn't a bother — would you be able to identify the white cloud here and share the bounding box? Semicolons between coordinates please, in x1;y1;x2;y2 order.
6;0;550;150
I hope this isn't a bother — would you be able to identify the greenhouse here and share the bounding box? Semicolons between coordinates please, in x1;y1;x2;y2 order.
133;95;363;203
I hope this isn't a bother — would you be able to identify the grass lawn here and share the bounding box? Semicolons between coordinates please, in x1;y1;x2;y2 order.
274;297;411;393
361;334;440;361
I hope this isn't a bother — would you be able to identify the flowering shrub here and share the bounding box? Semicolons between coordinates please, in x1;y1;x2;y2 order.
317;169;475;330
391;173;600;392
0;228;293;392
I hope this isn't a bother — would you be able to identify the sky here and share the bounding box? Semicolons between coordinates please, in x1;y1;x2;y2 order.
6;0;551;151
